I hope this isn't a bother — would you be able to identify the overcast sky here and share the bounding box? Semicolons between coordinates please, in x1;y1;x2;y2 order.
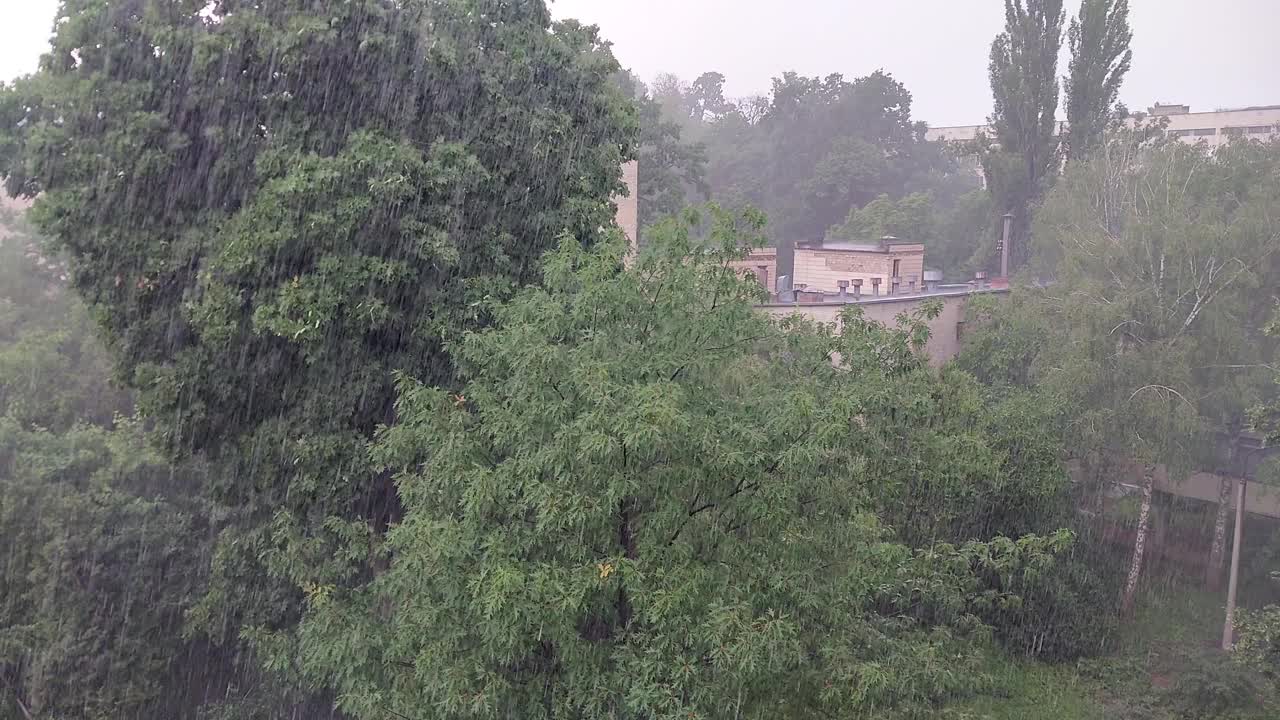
3;1;1276;126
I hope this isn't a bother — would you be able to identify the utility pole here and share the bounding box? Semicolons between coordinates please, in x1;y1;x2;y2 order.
1222;478;1248;650
999;213;1013;278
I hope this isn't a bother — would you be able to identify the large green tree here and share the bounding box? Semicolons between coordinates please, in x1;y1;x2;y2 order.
1063;0;1133;162
282;209;1074;719
0;0;636;695
985;0;1065;271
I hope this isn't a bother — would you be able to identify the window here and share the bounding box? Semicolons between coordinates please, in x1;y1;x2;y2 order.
1169;129;1195;138
1193;128;1216;137
892;259;901;278
1248;125;1275;134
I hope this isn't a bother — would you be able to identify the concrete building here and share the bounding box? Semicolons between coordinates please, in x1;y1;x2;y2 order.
761;273;1004;366
728;247;780;293
791;238;926;296
614;160;639;259
925;103;1280;149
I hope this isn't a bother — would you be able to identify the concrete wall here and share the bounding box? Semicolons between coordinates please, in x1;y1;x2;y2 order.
792;245;926;294
759;288;994;366
1160;106;1280;148
1079;457;1280;521
728;248;779;293
1156;471;1280;520
614;160;639;258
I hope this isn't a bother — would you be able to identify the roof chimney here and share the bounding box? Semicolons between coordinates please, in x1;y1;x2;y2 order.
837;279;849;299
851;278;863;300
923;270;943;292
870;277;881;297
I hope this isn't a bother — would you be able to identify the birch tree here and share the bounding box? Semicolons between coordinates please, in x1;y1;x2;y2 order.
1030;135;1280;613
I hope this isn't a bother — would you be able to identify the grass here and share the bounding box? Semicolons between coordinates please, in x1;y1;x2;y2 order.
945;659;1101;720
942;584;1279;720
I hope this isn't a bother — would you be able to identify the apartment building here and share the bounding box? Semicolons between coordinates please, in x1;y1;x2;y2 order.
924;103;1280;148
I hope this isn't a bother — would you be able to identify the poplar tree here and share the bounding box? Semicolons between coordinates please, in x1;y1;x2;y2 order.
985;0;1065;271
1064;0;1133;161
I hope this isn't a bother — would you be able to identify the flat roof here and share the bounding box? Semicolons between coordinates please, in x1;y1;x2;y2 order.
758;285;1007;308
797;242;924;253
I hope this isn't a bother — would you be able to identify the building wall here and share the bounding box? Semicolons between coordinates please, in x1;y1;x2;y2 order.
614;160;639;257
759;289;985;366
1159;106;1280;148
792;245;925;294
728;248;779;293
925;105;1280;148
1079;459;1280;521
1157;472;1280;520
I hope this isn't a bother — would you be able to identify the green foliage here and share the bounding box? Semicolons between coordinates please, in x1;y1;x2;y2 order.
0;221;334;718
984;0;1066;270
1169;652;1262;719
1064;0;1133;161
954;292;1052;389
829;192;935;245
1236;606;1280;690
1032;138;1280;469
1251;306;1280;443
0;1;637;702
616;71;711;233
954;586;1280;720
280;208;1076;719
648;68;977;273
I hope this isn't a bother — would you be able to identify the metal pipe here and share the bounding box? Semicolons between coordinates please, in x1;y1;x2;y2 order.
1000;213;1013;278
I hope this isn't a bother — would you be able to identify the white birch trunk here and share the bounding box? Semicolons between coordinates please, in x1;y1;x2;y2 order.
1121;464;1155;615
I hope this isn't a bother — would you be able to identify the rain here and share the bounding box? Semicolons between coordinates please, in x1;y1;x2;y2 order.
0;1;1278;718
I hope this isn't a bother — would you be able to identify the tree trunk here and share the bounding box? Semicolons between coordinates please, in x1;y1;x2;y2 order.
1223;479;1248;650
1120;463;1156;615
1205;476;1232;591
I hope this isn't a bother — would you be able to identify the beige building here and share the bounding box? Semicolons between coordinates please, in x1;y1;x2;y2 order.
791;238;926;295
925;103;1280;149
614;160;639;258
728;247;780;293
1149;103;1280;148
761;283;1004;366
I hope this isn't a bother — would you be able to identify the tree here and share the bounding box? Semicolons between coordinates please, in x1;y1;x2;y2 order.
985;0;1065;271
1064;0;1133;161
0;0;636;696
1024;135;1280;613
688;71;736;121
692;69;963;275
828;192;935;245
616;72;710;234
0;214;333;718
283;209;1074;718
